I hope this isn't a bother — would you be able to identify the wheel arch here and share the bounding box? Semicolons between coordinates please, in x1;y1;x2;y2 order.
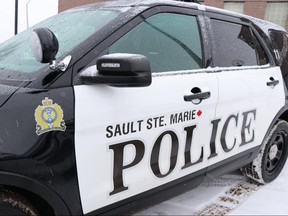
254;105;288;152
278;107;288;123
244;106;288;163
0;171;71;216
241;110;288;184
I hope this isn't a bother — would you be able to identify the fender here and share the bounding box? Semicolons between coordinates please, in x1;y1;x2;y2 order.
0;171;71;215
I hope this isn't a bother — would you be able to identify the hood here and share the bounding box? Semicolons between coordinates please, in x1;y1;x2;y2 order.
0;85;21;107
0;80;31;107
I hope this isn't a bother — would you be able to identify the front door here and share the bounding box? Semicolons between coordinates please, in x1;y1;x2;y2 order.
74;11;219;214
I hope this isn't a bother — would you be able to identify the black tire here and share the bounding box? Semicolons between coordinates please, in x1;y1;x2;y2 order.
241;120;288;184
0;189;39;216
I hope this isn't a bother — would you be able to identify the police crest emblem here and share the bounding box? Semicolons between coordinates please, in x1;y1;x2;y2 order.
35;97;66;135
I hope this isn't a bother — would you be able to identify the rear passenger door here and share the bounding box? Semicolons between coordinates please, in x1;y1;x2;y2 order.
206;14;285;170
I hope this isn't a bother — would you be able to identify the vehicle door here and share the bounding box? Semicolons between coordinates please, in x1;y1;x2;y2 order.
73;8;219;214
205;14;285;172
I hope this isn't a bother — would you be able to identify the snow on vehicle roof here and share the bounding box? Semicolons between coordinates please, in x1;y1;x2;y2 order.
247;15;286;35
204;5;286;35
65;0;287;37
65;0;199;12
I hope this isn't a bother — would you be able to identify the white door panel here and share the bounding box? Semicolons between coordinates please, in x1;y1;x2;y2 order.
74;72;218;214
208;66;285;166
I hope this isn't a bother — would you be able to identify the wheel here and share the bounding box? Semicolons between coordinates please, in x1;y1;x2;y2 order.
0;189;39;216
241;120;288;184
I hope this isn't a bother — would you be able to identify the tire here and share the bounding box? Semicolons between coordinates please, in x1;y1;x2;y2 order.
0;189;39;216
241;120;288;184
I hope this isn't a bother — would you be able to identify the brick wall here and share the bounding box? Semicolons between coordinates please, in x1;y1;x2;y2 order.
58;0;108;12
203;0;288;30
203;0;286;20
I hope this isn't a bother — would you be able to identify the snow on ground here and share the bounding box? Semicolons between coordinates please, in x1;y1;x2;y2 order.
135;162;288;215
230;162;288;215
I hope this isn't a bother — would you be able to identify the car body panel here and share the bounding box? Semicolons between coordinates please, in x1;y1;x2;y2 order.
74;71;218;213
0;0;287;215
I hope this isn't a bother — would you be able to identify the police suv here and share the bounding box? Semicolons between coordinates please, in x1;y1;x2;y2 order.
0;0;287;215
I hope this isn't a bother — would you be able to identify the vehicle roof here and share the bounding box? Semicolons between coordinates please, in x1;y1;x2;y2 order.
66;0;200;11
68;0;286;35
204;5;286;35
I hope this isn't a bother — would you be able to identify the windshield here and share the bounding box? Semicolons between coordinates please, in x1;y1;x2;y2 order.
0;8;119;78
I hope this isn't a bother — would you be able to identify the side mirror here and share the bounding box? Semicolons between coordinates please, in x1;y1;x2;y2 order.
80;53;152;87
30;27;59;63
30;27;71;72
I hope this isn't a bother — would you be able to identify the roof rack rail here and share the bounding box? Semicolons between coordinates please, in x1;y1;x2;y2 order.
174;0;201;3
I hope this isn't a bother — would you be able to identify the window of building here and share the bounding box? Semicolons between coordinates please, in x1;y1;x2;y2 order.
224;2;244;14
109;13;203;73
264;2;288;29
210;19;267;67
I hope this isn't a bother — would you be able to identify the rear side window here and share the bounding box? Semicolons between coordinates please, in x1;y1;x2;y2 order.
270;30;288;63
109;13;203;73
210;19;267;67
270;30;288;87
254;34;268;66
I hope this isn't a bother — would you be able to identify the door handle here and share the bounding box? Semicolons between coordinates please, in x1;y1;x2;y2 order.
184;91;211;102
267;78;279;87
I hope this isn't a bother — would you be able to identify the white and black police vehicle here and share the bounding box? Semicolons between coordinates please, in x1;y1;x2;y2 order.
0;0;288;215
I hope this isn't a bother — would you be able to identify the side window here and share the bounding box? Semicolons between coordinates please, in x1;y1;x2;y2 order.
252;32;269;65
270;30;288;87
253;33;268;66
270;30;288;63
109;13;203;73
210;19;267;67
